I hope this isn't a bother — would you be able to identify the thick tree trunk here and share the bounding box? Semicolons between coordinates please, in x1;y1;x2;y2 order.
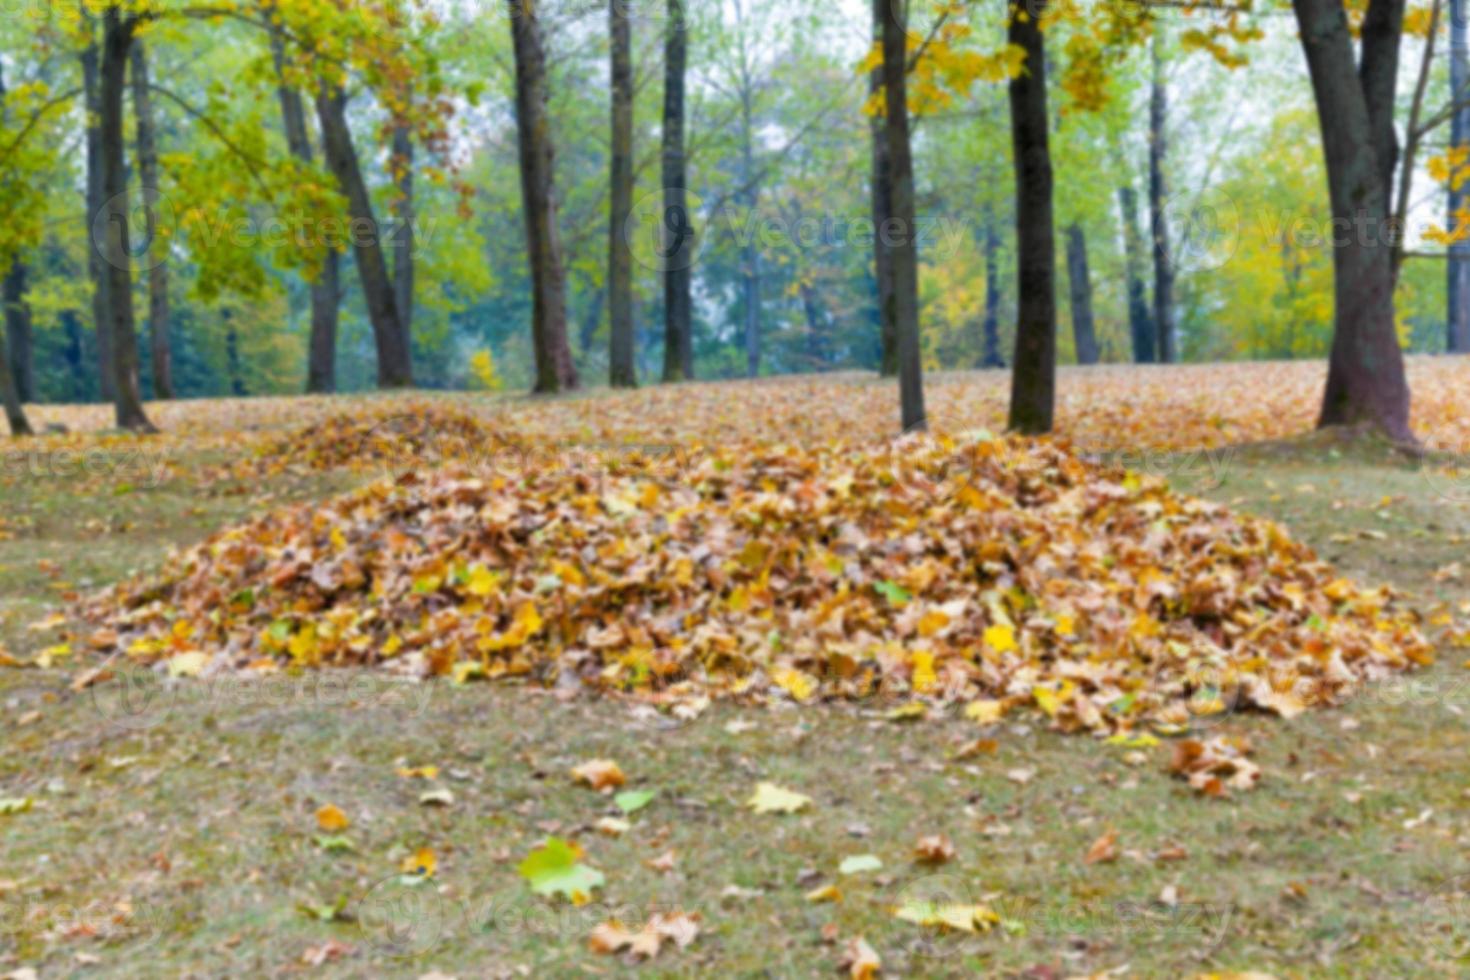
392;123;414;358
1118;184;1155;363
661;0;694;381
608;0;637;388
98;11;154;432
82;38;115;402
1449;0;1470;352
1148;35;1176;364
980;216;1005;368
1006;5;1057;434
870;2;898;378
507;0;579;394
130;42;172;400
314;85;413;389
1293;0;1413;441
3;260;34;404
271;32;339;393
1066;223;1100;366
881;0;926;431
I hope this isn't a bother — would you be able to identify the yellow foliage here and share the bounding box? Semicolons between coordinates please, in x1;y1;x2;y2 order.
469;349;503;392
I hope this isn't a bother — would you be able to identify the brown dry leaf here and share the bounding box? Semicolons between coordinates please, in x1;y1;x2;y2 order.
1084;829;1119;865
839;936;882;979
645;850;677;873
913;834;956;865
300;940;353;965
571;760;626;792
589;911;700;961
1169;736;1261;796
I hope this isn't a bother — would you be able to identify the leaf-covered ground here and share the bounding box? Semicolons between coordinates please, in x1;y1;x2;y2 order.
3;365;1470;977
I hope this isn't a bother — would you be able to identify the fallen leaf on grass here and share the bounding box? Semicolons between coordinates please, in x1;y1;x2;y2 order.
400;847;437;878
913;834;955;865
518;837;604;903
396;765;440;780
839;855;883;876
571;760;626;792
300;939;353;965
805;883;842;903
1084;830;1119;865
595;817;631;837
613;789;655;814
418;788;454;807
589;911;700;961
894;900;998;933
315;804;349;831
747;782;812;814
1005;768;1036;785
313;835;356;854
645;850;677;873
839;936;882;979
1169;736;1261;796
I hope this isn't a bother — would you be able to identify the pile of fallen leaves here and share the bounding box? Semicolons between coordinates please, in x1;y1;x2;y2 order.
227;405;513;478
80;430;1433;734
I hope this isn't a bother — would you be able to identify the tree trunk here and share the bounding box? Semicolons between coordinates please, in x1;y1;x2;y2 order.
130;41;172;400
3;260;34;404
1449;0;1470;352
1292;0;1413;441
82;37;115;402
980;215;1005;368
392;123;414;358
507;0;579;394
98;11;154;432
1148;34;1176;364
579;284;606;353
608;0;637;388
1006;4;1057;434
661;0;694;381
271;31;338;393
1118;184;1155;363
1066;223;1100;365
61;310;84;402
739;87;761;378
801;281;825;365
314;85;413;388
881;0;926;431
870;2;898;378
0;288;29;435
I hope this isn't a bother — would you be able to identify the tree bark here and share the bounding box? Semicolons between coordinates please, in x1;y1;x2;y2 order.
82;36;115;402
1292;0;1413;441
3;260;34;405
1006;4;1056;434
980;214;1005;368
130;41;173;400
0;314;28;436
870;0;898;378
98;10;154;432
1066;223;1100;365
608;0;637;388
1148;34;1176;364
392;123;415;360
271;31;339;393
1118;184;1155;363
661;0;694;381
1449;0;1470;352
881;0;926;431
314;85;413;388
507;0;579;394
801;281;825;365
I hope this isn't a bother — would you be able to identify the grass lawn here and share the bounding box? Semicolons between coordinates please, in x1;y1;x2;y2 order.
2;378;1470;978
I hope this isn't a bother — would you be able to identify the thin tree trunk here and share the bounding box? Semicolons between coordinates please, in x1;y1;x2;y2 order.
392;123;414;357
1148;33;1176;364
271;31;338;393
579;284;606;354
82;35;115;402
661;0;693;381
801;281;824;365
0;288;29;435
1118;184;1155;363
1066;223;1100;365
98;10;154;432
507;0;579;394
980;214;1005;368
3;261;33;405
608;0;637;388
1450;0;1470;352
1292;0;1413;441
130;41;172;400
739;87;760;377
880;0;926;431
870;2;897;378
1006;4;1057;434
314;85;413;388
61;310;84;402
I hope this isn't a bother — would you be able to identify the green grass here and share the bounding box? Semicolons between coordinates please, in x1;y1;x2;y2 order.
2;434;1469;977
